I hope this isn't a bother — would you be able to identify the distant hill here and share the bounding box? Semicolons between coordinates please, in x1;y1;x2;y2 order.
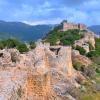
88;25;100;35
0;20;53;42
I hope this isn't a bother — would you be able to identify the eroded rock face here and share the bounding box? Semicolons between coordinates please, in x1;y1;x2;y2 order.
72;50;92;67
74;31;95;52
0;43;81;100
49;46;73;76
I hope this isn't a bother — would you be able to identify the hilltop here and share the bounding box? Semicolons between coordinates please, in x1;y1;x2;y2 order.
0;20;100;100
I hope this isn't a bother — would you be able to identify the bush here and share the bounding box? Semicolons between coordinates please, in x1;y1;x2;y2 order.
45;29;82;46
0;41;4;49
73;62;96;78
76;45;86;55
73;62;84;71
30;41;36;49
96;68;100;73
60;29;82;45
45;33;58;45
95;38;100;56
0;39;20;49
17;44;29;53
86;38;100;58
89;42;94;51
86;51;98;58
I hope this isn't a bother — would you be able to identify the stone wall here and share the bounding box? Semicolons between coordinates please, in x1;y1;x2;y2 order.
62;22;78;31
62;21;87;31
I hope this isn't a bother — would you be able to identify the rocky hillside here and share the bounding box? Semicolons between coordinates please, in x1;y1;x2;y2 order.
0;21;100;100
0;42;81;100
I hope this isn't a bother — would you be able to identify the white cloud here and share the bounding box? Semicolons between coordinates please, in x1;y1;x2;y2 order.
0;0;100;26
23;18;63;25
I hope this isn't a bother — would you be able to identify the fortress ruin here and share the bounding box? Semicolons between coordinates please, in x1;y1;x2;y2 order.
60;20;87;31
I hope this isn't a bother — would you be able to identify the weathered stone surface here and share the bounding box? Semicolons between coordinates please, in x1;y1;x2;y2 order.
74;31;95;52
60;21;87;31
72;49;92;67
0;43;82;100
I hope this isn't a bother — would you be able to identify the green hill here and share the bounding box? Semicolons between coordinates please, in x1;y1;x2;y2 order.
0;20;53;42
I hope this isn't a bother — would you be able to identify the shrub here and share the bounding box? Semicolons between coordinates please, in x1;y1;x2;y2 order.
60;29;82;45
86;38;100;58
45;28;82;46
95;38;100;55
0;41;4;49
96;68;100;73
46;35;58;45
73;62;96;78
86;51;98;58
76;45;86;55
1;39;20;48
30;41;36;49
89;42;94;51
73;62;84;71
16;43;29;53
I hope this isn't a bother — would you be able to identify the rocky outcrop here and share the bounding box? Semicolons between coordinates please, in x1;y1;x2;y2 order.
74;31;95;52
72;50;92;67
0;43;82;100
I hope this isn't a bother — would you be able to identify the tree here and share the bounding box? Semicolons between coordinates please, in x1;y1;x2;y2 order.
17;43;29;53
30;41;36;49
4;39;20;48
86;51;98;58
76;45;86;55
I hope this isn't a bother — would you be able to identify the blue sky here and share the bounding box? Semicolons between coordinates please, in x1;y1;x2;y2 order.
0;0;100;26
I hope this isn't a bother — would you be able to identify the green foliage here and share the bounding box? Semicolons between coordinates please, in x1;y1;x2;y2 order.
60;29;81;45
73;62;95;78
0;41;4;49
30;41;36;49
45;33;58;45
76;45;86;55
0;38;37;53
6;39;20;48
96;68;100;73
0;39;20;49
88;42;94;50
86;51;98;57
45;28;82;46
16;43;29;53
86;38;100;58
73;62;84;71
91;58;100;73
95;38;100;55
